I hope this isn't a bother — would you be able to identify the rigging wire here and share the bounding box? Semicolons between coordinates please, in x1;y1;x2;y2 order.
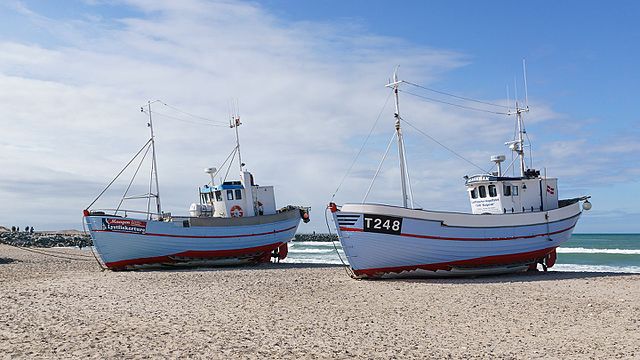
222;146;238;183
403;81;510;109
363;131;397;203
401;117;489;174
525;130;533;169
330;91;393;200
142;110;228;127
86;138;153;210
158;101;229;125
399;89;509;115
209;146;240;184
116;142;152;214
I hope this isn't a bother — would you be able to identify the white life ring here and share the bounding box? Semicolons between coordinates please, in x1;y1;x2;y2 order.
230;205;244;218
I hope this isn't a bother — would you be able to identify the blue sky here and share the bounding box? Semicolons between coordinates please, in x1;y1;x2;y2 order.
0;0;638;232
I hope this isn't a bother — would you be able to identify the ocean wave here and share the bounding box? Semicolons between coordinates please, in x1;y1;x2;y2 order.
557;247;640;255
553;263;640;273
281;257;343;264
291;241;339;247
288;248;343;254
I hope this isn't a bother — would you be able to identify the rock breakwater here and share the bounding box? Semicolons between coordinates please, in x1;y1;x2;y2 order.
0;232;92;248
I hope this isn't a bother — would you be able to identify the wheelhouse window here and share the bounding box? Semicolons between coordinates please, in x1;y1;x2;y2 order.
512;186;519;196
235;189;242;200
478;185;487;198
227;190;234;200
470;188;477;199
488;184;497;197
215;191;222;201
503;184;511;196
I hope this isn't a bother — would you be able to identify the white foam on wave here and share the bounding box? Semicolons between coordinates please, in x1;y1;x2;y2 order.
288;248;343;254
281;257;343;264
553;263;640;273
557;247;640;255
291;241;339;247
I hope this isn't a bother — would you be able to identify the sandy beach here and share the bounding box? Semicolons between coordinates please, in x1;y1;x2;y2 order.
0;244;638;359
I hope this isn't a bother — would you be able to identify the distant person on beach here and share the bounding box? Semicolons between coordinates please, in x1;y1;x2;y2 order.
24;226;29;233
11;226;16;232
29;227;34;234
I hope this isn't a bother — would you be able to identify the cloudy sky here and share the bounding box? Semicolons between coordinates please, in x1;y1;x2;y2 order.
1;0;638;232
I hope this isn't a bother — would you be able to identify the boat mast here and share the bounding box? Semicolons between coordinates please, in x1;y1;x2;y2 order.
386;68;412;208
147;100;162;215
515;104;526;177
230;115;243;171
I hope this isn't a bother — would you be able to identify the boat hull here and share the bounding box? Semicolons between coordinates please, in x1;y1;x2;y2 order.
332;202;582;278
84;210;301;270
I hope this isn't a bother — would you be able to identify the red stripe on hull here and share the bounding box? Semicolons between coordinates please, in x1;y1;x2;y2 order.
352;247;557;278
339;224;575;242
104;242;283;270
94;225;297;239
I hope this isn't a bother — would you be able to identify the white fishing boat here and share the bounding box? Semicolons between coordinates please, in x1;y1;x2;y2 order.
84;101;309;270
329;68;591;278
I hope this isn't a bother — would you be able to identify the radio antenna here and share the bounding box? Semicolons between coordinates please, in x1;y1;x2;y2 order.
523;59;529;110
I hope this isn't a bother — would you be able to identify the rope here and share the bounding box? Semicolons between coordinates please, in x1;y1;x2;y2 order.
2;243;94;262
82;217;107;271
324;206;357;279
401;117;489;174
400;89;509;115
363;131;397;203
89;245;107;271
330;92;392;200
34;247;94;258
86;138;153;210
404;81;510;109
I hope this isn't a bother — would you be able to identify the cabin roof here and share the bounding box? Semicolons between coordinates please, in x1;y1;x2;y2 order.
465;173;555;186
465;174;522;185
200;184;244;193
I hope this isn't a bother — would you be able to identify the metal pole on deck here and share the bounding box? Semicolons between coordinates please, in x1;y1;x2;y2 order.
147;101;162;215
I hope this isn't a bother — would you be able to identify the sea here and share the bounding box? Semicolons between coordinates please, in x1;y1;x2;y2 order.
284;234;640;273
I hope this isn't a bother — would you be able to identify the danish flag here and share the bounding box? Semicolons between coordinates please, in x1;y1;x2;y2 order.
547;185;555;195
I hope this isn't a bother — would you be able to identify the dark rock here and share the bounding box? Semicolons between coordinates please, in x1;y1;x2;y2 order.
293;233;338;242
0;232;93;248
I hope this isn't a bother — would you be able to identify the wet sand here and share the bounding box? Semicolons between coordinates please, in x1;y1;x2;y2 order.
1;244;638;359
